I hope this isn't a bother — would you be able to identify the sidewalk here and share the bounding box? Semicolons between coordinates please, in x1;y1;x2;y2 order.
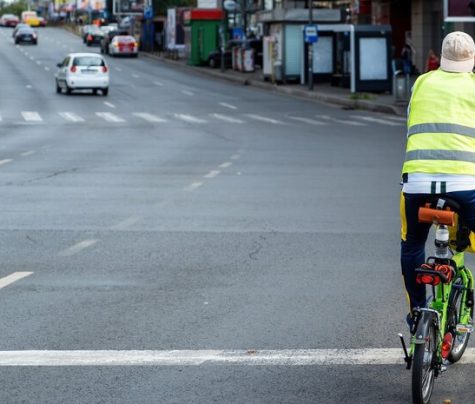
142;52;409;116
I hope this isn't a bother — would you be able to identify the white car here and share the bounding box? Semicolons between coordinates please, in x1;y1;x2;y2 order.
109;35;138;57
55;53;109;96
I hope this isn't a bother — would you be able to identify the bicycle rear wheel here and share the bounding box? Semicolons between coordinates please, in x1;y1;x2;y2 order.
412;320;437;404
447;283;472;363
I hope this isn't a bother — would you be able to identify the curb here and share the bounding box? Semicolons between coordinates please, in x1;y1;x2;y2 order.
141;52;405;116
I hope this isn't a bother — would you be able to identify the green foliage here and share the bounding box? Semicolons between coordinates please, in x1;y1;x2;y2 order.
0;0;27;17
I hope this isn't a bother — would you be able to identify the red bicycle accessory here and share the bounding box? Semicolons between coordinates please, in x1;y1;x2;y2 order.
416;263;454;285
441;332;454;359
418;205;455;226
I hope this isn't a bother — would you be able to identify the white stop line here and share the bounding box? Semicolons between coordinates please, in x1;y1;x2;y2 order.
0;349;475;366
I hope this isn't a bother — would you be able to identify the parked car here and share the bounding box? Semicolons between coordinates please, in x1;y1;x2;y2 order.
38;16;47;27
21;10;40;27
99;25;116;35
85;26;103;46
108;35;138;57
14;26;37;45
55;53;109;96
208;38;263;69
0;14;19;27
100;29;129;54
12;23;28;37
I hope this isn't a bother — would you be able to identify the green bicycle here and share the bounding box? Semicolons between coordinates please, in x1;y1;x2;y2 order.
399;196;474;404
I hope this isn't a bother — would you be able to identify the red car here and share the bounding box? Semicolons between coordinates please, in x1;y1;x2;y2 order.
0;14;19;27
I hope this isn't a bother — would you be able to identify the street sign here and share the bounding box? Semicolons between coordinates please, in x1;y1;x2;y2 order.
223;0;238;11
144;6;153;19
304;24;318;44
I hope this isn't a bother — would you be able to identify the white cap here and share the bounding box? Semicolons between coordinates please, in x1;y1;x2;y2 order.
440;31;475;73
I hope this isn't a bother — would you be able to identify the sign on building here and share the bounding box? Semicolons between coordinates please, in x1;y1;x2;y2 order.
444;0;475;22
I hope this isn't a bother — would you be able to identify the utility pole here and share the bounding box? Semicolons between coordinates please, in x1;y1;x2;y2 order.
308;0;313;90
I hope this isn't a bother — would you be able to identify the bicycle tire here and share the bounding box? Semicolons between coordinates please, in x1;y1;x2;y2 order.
447;284;472;363
412;320;436;404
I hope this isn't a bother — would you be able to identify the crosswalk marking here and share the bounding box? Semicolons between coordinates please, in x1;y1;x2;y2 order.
96;112;125;123
289;116;325;126
317;115;366;126
174;114;207;124
21;112;42;122
58;112;85;123
211;114;244;124
246;114;284;125
133;113;167;123
353;116;403;126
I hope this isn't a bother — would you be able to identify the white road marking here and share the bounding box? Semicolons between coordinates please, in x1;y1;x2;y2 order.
25;85;32;89
0;348;461;366
246;114;284;125
110;216;141;230
58;112;85;123
36;61;42;65
219;102;237;110
230;154;240;160
104;101;116;109
132;113;167;123
29;56;35;61
352;115;403;126
219;162;232;168
184;182;203;191
132;74;140;79
20;150;36;157
115;67;122;72
182;90;194;96
44;66;50;72
21;112;42;122
204;170;220;178
386;116;407;122
211;114;244;124
58;239;98;257
289;116;325;126
174;114;207;124
0;159;13;165
154;81;163;86
0;272;33;290
96;112;125;123
316;115;366;126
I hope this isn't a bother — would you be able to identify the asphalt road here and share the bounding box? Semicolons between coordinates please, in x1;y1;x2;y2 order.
0;26;473;403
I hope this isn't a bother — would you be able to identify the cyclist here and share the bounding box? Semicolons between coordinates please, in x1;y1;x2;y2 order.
401;31;475;325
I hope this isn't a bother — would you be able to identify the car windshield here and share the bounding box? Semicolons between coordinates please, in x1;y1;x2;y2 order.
72;56;105;67
115;36;134;43
18;28;34;33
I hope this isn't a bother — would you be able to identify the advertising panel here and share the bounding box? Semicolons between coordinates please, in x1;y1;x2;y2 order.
113;0;146;15
444;0;475;22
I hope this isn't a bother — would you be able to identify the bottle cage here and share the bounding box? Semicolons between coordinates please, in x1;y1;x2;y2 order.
417;197;471;252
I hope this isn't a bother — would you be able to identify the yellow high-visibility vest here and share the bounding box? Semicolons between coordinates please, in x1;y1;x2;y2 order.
402;69;475;176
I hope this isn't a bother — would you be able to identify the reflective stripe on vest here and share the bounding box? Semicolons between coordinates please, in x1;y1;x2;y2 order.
402;69;475;176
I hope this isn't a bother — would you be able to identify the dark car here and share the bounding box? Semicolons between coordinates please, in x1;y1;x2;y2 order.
207;39;263;68
85;27;103;46
12;23;28;38
14;27;37;45
100;29;129;54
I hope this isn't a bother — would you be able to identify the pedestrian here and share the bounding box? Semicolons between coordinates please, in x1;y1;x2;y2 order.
401;43;413;75
400;31;475;327
425;49;439;72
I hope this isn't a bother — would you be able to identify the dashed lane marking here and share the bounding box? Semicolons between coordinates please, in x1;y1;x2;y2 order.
204;170;220;178
0;272;33;290
182;90;194;96
21;112;42;122
219;162;232;168
96;112;125;123
0;159;13;165
58;239;98;257
20;151;36;157
154;81;163;86
174;114;207;124
219;102;237;110
246;114;284;125
289;116;325;126
353;116;403;126
110;216;141;230
230;154;240;160
316;115;367;126
184;182;203;191
132;74;140;79
44;67;50;72
25;85;32;89
58;112;85;123
132;113;167;123
211;114;244;124
115;67;122;72
104;101;116;109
